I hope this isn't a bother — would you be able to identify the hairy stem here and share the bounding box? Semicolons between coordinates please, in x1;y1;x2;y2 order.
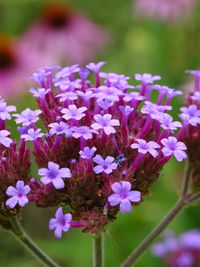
10;217;60;267
93;232;104;267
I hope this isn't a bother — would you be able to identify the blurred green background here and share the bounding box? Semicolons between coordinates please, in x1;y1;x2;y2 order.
0;0;200;266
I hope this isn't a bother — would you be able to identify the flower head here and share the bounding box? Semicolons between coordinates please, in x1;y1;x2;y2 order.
108;181;141;213
6;181;30;208
38;161;72;189
49;207;72;238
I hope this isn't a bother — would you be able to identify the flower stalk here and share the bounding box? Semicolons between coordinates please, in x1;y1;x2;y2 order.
9;217;60;267
93;233;104;267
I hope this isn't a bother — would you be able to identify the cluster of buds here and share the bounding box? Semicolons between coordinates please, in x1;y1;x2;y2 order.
152;230;200;267
2;62;200;238
181;71;200;191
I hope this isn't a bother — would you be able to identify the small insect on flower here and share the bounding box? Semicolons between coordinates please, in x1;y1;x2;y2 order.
115;154;127;168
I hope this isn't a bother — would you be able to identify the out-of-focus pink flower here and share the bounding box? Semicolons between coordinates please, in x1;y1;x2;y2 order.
0;36;43;99
21;3;109;66
134;0;195;21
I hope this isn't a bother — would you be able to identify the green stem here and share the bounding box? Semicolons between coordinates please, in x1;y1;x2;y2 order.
180;161;191;197
93;233;104;267
10;217;60;267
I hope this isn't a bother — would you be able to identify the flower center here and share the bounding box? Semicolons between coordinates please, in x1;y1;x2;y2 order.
41;4;72;29
48;169;58;179
0;39;16;70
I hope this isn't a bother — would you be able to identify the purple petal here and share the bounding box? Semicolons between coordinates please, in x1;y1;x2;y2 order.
111;182;122;193
174;151;187;162
55;207;63;220
40;176;51;184
18;196;29;207
16;181;25;190
108;193;121;206
38;168;49;176
121;181;131;193
52;178;65;189
127;191;141;202
59;168;72;178
120;199;132;213
6;186;17;196
54;226;63;238
49;218;57;230
48;161;60;171
6;196;18;208
93;165;103;174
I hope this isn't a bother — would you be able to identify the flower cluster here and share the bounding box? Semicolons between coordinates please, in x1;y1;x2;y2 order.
152;230;200;267
0;98;31;225
181;71;200;190
4;62;193;237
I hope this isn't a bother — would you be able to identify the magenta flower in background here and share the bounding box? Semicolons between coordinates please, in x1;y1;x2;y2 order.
38;161;72;189
49;207;72;238
20;3;109;66
152;230;200;267
134;0;195;21
6;180;30;209
0;36;43;99
108;181;141;213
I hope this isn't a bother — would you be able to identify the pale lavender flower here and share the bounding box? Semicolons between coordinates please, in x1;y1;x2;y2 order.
76;90;94;100
55;79;81;91
48;122;72;137
131;139;160;157
13;108;42;126
49;207;72;238
0;130;13;147
94;86;123;102
91;114;120;135
123;92;144;102
55;65;80;80
38;161;72;189
97;99;113;110
119;106;134;116
21;128;44;141
155;113;182;130
61;105;87;121
135;73;161;84
79;146;97;159
180;230;200;249
6;180;30;208
93;154;117;174
56;92;78;102
86;62;106;73
31;66;60;83
0;102;16;120
179;105;200;126
191;92;200;101
161;136;187;161
72;126;96;140
100;72;132;90
108;181;141;213
29;87;51;98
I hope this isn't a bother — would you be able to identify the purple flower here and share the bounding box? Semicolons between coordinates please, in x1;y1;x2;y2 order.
97;99;113;110
135;73;161;84
191;92;200;101
180;230;200;249
161;136;187;161
21;128;44;141
76;90;94;100
108;181;141;213
61;105;87;121
55;65;80;80
49;207;72;238
123;92;144;102
38;161;72;189
0;130;13;147
131;139;160;157
79;146;97;159
91;114;120;135
29;87;51;98
141;101;172;118
48;122;72;137
94;86;123;102
154;113;182;130
56;92;78;102
55;79;81;91
93;154;117;174
13;108;42;126
6;180;30;208
0;102;16;120
72;126;96;140
86;62;106;73
79;68;90;79
179;105;200;126
119;106;134;116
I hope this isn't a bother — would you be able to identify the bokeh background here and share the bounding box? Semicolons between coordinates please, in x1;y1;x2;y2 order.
0;0;200;266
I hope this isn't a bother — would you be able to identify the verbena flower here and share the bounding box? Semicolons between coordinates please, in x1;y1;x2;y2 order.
38;161;72;189
21;128;44;141
108;181;141;213
49;207;72;238
152;230;200;267
4;62;188;234
0;130;13;147
161;137;187;161
6;181;30;209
